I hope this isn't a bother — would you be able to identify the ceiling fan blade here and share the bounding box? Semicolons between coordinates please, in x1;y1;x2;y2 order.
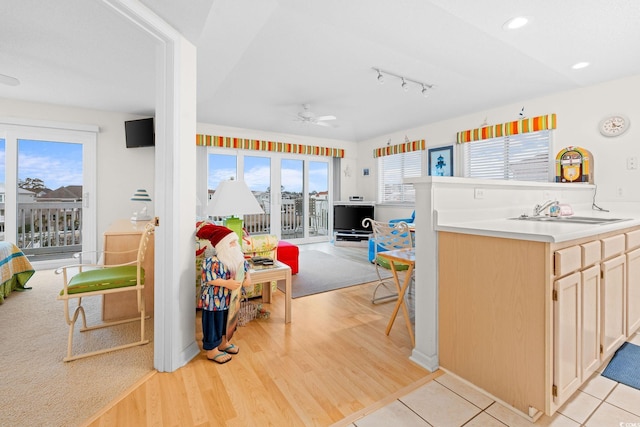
315;115;336;121
0;73;20;86
314;121;335;128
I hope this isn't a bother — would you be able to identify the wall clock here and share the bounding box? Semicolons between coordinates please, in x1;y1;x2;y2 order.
599;114;630;137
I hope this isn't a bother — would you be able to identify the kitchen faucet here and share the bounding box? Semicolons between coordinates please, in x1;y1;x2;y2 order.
533;200;558;216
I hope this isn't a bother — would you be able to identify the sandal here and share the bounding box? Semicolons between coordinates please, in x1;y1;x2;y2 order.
219;344;239;354
207;351;231;364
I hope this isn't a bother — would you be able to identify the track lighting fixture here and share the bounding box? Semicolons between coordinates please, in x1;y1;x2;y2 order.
421;84;430;98
372;67;433;98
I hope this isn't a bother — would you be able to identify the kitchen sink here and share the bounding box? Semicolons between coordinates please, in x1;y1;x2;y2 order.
509;215;631;225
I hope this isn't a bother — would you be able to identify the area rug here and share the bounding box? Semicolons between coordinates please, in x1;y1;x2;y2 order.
0;269;154;427
601;342;640;390
278;250;391;298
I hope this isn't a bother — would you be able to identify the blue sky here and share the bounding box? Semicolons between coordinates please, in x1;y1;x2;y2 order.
208;154;328;194
0;139;83;190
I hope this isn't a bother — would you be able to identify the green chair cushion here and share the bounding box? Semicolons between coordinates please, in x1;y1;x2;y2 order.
375;255;410;271
61;265;144;295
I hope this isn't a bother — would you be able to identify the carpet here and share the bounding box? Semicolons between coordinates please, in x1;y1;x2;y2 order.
0;269;154;427
277;250;391;298
601;342;640;390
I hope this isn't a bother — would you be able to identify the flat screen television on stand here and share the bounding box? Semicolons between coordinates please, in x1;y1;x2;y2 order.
125;117;155;148
333;204;374;234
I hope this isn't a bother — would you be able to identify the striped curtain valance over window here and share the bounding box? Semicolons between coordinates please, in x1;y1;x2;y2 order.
196;134;344;158
456;114;556;144
373;139;425;158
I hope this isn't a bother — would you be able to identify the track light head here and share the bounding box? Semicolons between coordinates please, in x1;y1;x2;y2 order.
401;78;409;92
376;69;384;84
422;84;429;98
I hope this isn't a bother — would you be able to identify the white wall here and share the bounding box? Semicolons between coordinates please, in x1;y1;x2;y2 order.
357;74;640;204
0;98;155;250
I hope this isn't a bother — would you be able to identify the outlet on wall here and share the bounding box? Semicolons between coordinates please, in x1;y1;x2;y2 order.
618;187;624;197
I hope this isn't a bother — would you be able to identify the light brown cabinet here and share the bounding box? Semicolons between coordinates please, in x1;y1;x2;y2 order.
439;224;640;419
626;230;640;334
552;270;581;405
552;242;601;406
102;219;155;321
600;254;626;360
580;264;601;383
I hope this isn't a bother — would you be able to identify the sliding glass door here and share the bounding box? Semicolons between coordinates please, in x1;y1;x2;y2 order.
0;139;5;241
0;120;97;265
280;159;329;240
207;149;331;243
17;139;84;259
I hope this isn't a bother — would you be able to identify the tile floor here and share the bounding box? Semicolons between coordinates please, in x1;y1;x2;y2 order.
348;333;640;427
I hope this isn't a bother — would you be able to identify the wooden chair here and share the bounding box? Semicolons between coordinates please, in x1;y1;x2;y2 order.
362;218;413;304
56;223;154;362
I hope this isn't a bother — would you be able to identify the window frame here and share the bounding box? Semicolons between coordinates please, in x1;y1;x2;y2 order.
377;150;424;204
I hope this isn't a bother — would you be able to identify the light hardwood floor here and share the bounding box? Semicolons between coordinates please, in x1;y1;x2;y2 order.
84;243;429;426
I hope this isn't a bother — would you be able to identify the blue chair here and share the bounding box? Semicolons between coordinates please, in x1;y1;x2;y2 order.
368;211;415;262
362;218;413;304
389;210;415;226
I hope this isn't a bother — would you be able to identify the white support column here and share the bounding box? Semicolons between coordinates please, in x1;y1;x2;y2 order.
104;0;199;372
408;178;439;371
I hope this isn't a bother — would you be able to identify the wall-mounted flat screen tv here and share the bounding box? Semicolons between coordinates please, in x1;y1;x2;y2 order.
333;204;374;233
125;117;155;148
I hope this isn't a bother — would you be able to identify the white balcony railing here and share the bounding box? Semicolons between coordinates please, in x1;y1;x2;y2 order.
6;202;83;259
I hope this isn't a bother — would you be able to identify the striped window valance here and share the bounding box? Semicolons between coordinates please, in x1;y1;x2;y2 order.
196;134;344;158
456;114;556;144
373;139;425;158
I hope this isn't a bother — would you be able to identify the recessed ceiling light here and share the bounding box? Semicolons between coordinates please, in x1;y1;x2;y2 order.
571;62;590;70
503;16;529;30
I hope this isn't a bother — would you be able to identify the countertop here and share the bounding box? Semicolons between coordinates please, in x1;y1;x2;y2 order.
435;203;640;243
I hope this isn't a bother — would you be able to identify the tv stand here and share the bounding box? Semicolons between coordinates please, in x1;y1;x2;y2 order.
334;231;371;247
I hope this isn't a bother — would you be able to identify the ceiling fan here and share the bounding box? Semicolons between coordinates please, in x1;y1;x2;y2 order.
0;73;20;86
294;104;336;127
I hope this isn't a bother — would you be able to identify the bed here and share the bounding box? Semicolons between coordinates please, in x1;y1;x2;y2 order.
0;242;35;304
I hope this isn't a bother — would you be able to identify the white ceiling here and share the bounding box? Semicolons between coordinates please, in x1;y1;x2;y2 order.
2;0;640;142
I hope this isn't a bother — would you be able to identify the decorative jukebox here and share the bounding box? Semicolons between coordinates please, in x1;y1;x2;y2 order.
555;146;593;183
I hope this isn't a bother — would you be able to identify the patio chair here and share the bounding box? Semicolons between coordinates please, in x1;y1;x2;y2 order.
56;222;154;362
362;218;413;304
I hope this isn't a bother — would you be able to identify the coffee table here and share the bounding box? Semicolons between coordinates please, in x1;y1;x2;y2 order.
249;260;292;323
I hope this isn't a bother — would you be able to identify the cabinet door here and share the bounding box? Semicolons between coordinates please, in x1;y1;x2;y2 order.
581;265;600;380
553;272;581;405
627;248;640;335
601;254;626;360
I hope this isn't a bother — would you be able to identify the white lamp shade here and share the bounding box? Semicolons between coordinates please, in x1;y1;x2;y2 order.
207;179;264;217
131;189;152;201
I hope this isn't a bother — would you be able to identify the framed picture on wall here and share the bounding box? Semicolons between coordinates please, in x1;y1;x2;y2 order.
428;145;453;177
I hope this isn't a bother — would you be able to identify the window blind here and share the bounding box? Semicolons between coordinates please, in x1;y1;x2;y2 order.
378;151;422;203
463;130;551;181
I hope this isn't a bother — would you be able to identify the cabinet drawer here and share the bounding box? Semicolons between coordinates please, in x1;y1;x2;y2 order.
626;229;640;251
555;245;581;276
602;234;626;259
581;240;601;268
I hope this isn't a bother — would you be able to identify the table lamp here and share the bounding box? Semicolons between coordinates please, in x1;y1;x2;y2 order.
206;179;264;240
130;189;152;221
